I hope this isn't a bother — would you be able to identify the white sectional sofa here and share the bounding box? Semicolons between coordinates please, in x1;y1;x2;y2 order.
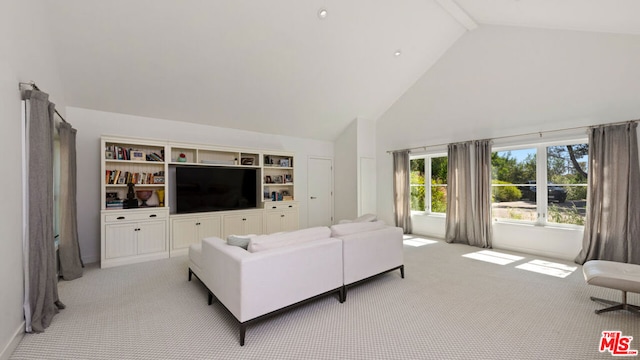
188;221;403;345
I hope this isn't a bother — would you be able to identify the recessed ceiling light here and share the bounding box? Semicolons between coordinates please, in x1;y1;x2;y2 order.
318;8;328;19
394;50;402;57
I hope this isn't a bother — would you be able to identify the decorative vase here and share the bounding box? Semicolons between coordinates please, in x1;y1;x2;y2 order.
156;189;165;207
178;153;187;162
136;190;153;207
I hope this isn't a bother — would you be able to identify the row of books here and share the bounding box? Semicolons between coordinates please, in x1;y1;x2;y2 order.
105;170;165;185
105;145;164;162
106;199;124;209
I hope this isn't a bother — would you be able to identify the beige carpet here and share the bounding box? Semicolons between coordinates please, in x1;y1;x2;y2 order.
10;237;640;360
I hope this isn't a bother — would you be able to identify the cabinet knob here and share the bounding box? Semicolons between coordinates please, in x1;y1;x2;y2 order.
281;214;285;217
149;214;157;218
196;222;201;225
117;216;125;220
288;205;293;208
242;218;247;221
310;196;317;199
272;206;277;209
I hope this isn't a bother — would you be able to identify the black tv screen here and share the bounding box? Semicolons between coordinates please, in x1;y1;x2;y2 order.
175;166;257;213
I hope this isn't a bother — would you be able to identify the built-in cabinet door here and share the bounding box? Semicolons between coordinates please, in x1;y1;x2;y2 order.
265;212;284;234
198;216;222;240
172;218;198;250
105;223;137;259
137;221;167;255
280;209;299;232
244;212;263;235
223;212;263;238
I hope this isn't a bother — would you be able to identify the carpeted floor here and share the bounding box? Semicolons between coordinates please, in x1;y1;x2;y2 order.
10;237;640;359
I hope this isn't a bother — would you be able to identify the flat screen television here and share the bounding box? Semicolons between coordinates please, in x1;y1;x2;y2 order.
175;166;258;214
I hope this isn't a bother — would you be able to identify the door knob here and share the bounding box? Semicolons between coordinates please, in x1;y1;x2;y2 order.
310;196;317;199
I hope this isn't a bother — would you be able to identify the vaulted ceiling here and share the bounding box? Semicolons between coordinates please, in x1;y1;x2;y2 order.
43;0;640;141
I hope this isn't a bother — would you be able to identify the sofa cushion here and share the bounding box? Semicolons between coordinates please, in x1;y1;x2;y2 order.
330;220;386;237
227;234;255;250
248;226;331;253
189;243;203;269
353;213;377;222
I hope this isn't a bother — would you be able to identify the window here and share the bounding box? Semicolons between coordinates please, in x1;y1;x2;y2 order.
491;141;588;226
410;155;447;214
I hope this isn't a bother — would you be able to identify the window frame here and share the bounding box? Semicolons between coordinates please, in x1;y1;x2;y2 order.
491;137;588;229
410;152;447;216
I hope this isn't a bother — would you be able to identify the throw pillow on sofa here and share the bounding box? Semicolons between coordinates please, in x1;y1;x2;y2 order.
330;220;386;237
248;226;331;252
227;234;256;250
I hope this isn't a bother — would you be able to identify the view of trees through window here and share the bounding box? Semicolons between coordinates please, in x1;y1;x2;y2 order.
491;144;588;225
410;156;447;213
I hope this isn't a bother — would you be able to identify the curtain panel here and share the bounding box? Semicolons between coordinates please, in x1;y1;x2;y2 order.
576;122;640;264
445;140;492;248
23;90;64;332
58;122;83;280
393;151;412;233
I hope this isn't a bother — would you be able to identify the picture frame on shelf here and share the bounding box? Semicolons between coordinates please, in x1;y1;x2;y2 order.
284;174;292;183
105;150;114;159
131;150;146;161
265;175;272;183
279;158;289;167
274;175;283;184
153;176;165;184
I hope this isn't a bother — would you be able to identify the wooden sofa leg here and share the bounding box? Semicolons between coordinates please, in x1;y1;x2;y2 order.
208;291;213;305
339;286;345;303
400;265;405;279
188;268;193;281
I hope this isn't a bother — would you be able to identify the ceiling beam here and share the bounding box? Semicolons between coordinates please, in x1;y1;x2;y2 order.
435;0;478;31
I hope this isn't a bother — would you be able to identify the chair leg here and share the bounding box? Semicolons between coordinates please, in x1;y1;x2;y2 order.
188;268;193;281
591;291;640;315
400;265;405;279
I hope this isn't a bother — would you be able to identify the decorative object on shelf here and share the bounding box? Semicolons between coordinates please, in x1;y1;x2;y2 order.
156;189;165;207
131;150;146;161
285;174;293;183
265;175;272;183
153;176;165;184
241;158;254;165
178;153;187;162
105;150;114;159
124;182;139;209
279;159;289;167
136;190;153;207
274;175;283;184
106;192;118;201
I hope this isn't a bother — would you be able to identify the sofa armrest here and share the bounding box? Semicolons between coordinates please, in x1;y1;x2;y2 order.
338;226;404;285
201;237;343;323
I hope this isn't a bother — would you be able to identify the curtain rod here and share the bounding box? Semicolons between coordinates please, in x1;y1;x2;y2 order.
18;81;68;124
387;119;640;154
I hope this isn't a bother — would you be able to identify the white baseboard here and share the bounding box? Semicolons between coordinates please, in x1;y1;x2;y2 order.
0;322;24;360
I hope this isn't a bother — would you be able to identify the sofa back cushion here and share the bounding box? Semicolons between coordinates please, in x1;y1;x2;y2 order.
330;220;387;237
247;226;331;252
227;234;256;250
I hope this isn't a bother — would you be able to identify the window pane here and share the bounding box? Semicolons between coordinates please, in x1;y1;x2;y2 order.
410;159;425;211
431;157;447;213
491;149;537;221
546;144;588;225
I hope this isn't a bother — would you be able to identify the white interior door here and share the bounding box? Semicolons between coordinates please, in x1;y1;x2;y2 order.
307;157;333;227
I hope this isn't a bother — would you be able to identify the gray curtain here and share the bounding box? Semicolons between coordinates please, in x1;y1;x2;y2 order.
473;140;493;248
575;122;640;264
445;140;492;248
24;90;64;333
393;151;412;233
58;122;83;280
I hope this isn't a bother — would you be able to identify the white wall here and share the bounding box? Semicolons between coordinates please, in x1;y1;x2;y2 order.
0;1;67;358
68;107;334;264
334;120;358;222
377;25;640;259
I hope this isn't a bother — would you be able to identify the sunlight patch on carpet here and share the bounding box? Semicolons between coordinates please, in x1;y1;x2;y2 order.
403;236;437;247
516;259;577;278
462;250;525;265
